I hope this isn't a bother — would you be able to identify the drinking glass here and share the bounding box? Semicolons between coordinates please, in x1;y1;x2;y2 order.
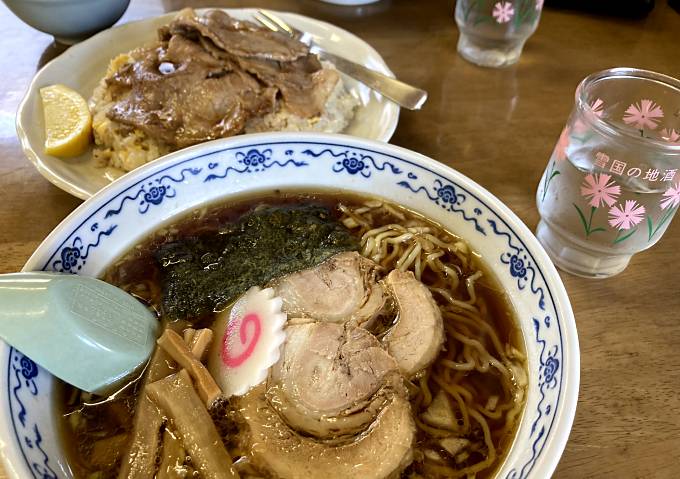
536;68;680;278
455;0;543;67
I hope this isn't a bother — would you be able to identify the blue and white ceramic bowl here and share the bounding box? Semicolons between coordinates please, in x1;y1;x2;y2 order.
0;133;579;479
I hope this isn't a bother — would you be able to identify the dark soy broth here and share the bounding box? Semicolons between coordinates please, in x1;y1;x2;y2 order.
58;190;526;479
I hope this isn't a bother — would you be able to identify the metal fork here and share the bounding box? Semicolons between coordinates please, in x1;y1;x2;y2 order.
254;9;428;111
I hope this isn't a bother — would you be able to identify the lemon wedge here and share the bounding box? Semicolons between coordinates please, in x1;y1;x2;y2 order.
40;84;92;157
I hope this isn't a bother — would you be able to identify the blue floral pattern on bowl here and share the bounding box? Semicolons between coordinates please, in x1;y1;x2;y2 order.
3;137;574;479
7;351;57;479
303;148;401;178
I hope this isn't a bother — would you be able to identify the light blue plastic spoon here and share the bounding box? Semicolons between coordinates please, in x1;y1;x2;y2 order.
0;272;160;395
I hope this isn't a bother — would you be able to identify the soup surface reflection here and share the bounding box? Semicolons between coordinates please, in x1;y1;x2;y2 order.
59;191;527;479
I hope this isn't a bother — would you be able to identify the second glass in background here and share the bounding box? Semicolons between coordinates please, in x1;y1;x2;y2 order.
455;0;543;67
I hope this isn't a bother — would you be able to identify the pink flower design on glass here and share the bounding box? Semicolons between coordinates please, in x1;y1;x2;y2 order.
553;126;570;162
535;0;544;10
660;182;680;210
580;173;621;208
573;99;604;134
660;128;680;144
622;99;664;130
608;200;646;230
492;2;515;23
591;98;604;117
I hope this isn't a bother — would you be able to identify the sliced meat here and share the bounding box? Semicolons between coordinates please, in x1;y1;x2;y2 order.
280;67;340;118
104;8;339;149
170;9;337;118
270;252;385;327
382;270;445;377
238;56;340;117
237;384;415;479
108;71;274;148
169;8;309;62
196;36;334;117
106;39;276;148
268;322;402;438
163;33;227;72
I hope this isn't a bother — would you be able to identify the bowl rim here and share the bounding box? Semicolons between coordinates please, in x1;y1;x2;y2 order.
1;132;579;479
15;7;400;200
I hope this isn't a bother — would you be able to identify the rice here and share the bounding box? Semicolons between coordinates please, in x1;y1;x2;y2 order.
90;55;359;173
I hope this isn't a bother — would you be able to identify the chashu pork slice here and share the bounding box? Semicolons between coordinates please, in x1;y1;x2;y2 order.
268;321;403;438
381;270;445;377
270;252;386;327
238;383;415;479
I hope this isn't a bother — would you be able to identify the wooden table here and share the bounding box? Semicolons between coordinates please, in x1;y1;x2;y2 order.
1;0;679;477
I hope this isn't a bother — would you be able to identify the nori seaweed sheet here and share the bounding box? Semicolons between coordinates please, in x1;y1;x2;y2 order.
155;205;358;321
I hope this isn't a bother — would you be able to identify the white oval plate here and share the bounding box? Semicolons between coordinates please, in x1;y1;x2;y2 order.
0;132;578;479
16;9;399;200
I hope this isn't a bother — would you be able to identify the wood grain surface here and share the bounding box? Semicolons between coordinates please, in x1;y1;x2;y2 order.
0;0;679;477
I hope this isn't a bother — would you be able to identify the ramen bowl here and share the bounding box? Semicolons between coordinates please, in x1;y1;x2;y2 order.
0;132;578;479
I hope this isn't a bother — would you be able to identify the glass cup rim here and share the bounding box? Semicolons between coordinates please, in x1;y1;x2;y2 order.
575;67;680;153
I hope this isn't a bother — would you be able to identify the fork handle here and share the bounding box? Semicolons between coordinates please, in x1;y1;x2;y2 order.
314;49;427;111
